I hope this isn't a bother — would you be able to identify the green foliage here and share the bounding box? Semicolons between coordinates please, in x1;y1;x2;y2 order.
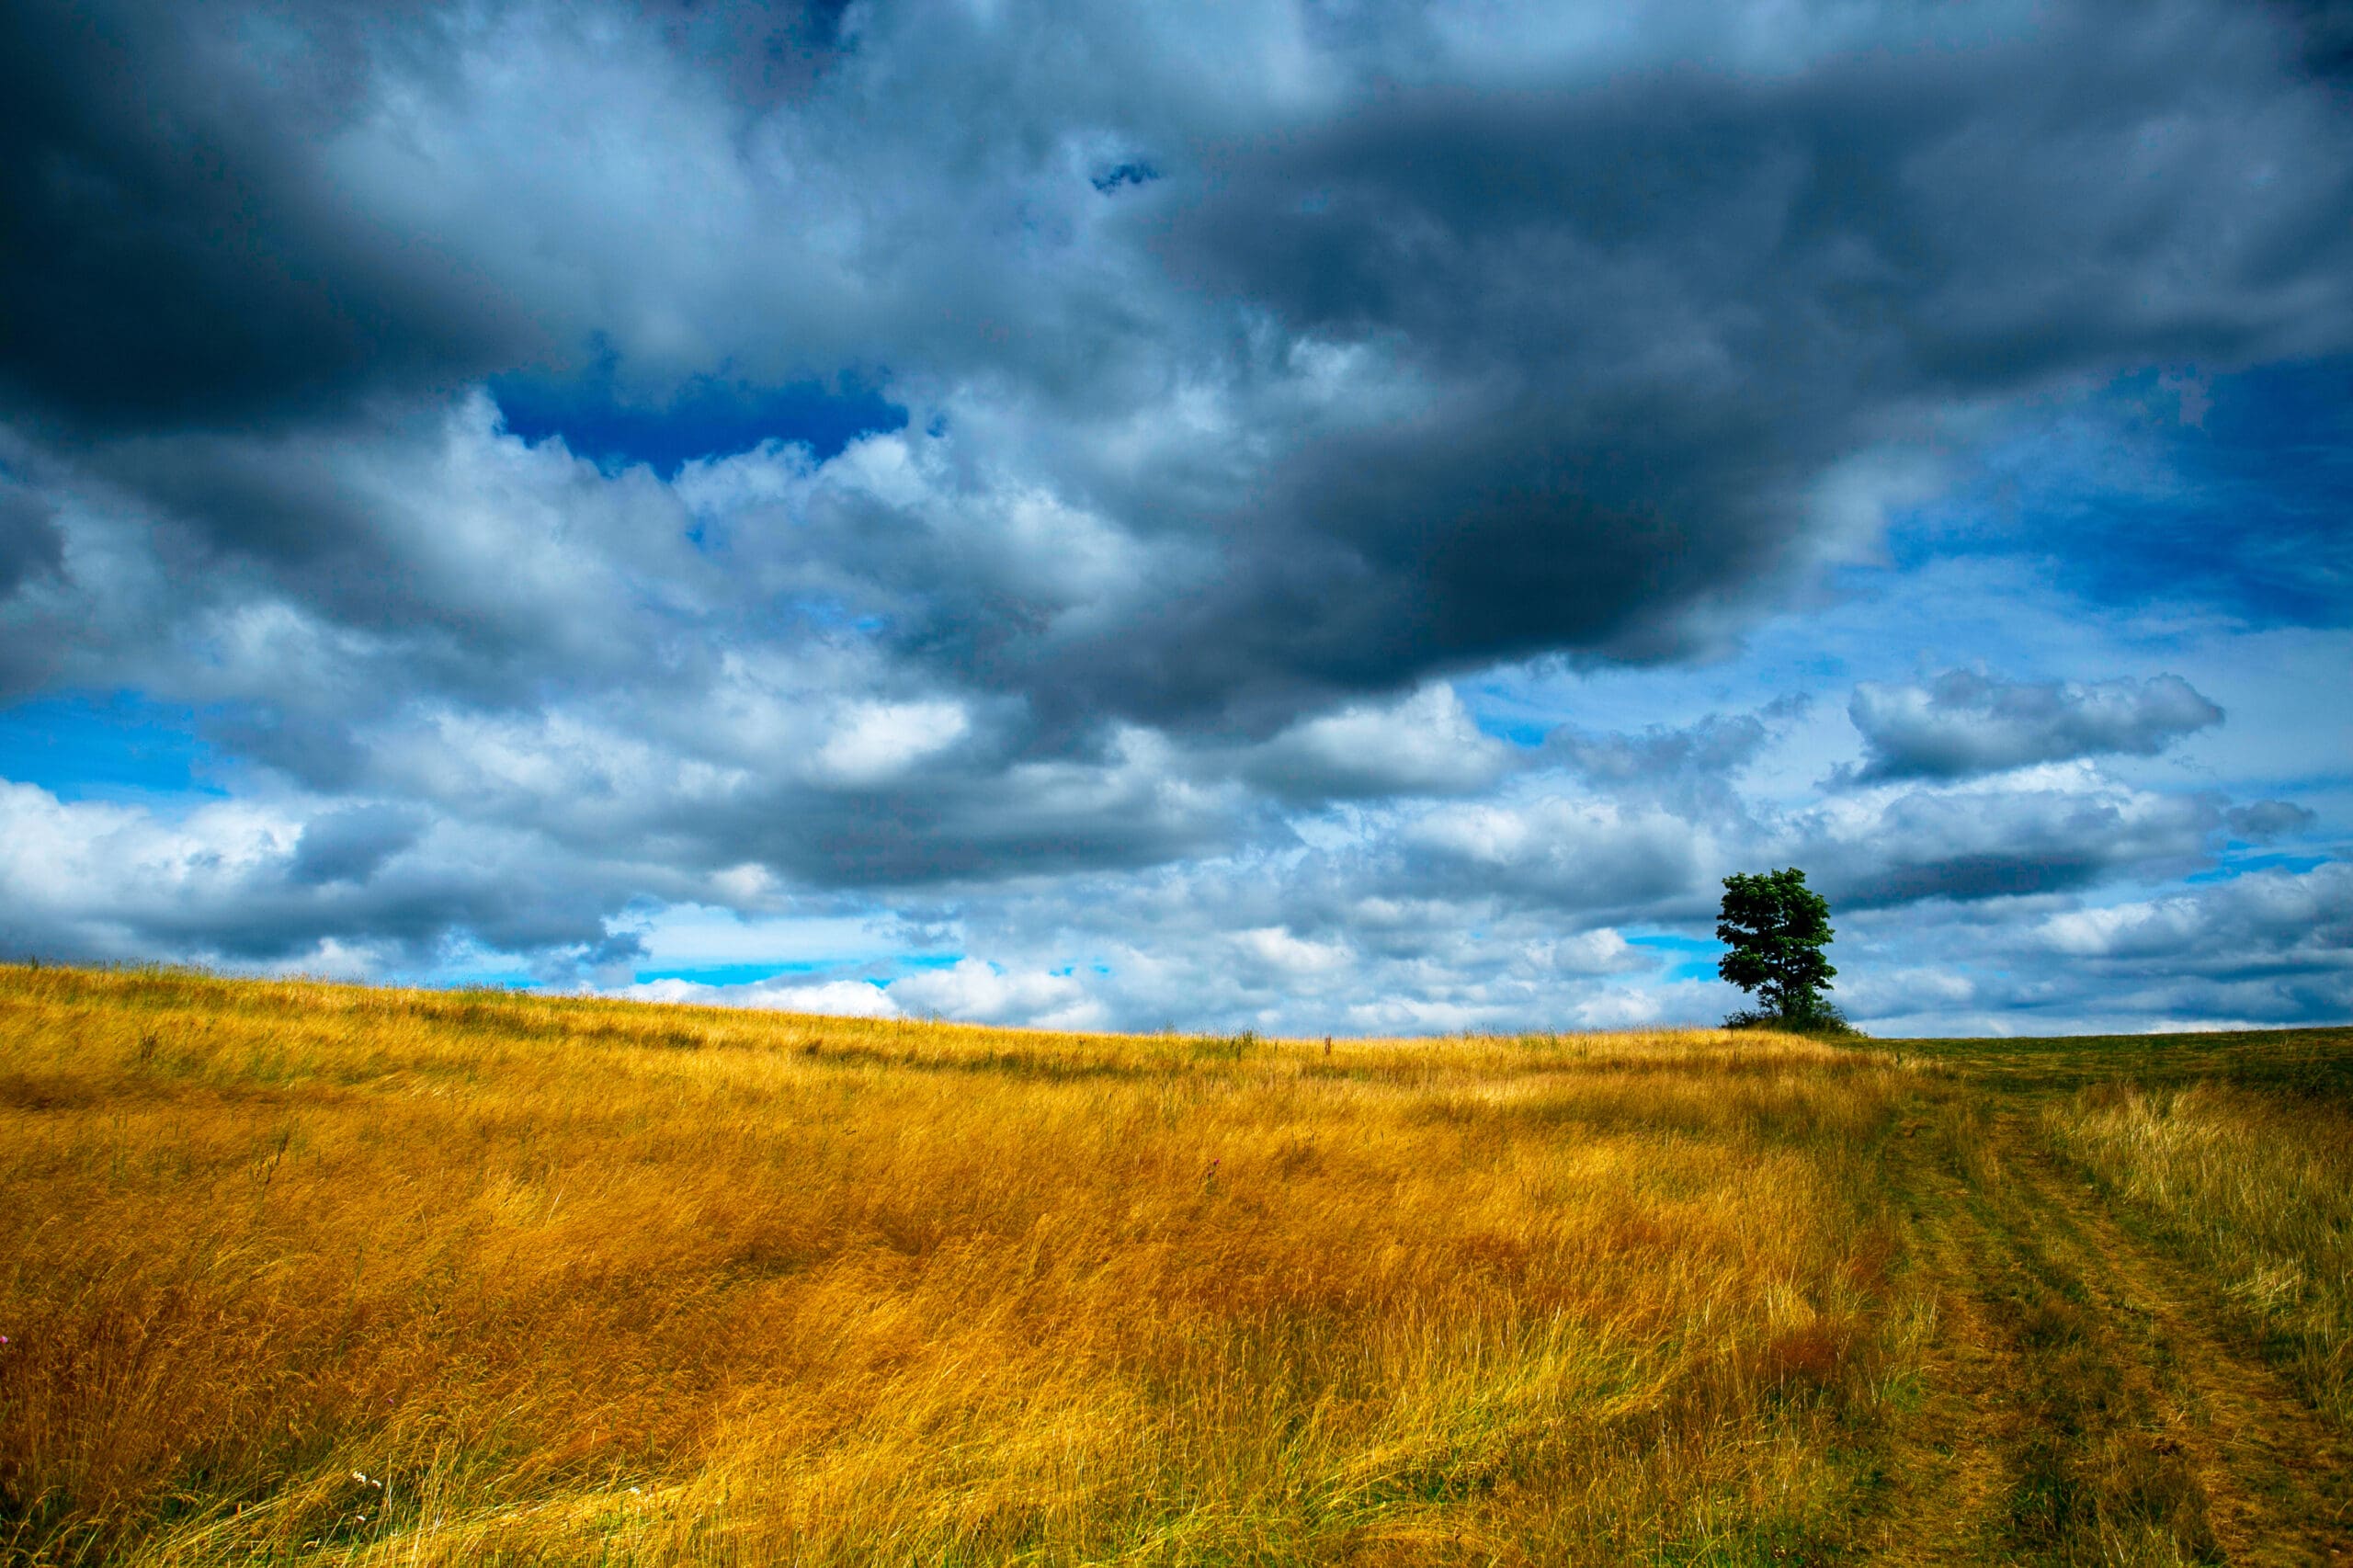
1716;868;1839;1028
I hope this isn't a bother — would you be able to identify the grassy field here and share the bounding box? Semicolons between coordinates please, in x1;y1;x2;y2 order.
1;966;2347;1565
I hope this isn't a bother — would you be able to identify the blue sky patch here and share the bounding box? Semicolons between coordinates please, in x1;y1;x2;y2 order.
0;692;224;801
1625;932;1722;982
2185;853;2331;884
1468;708;1552;747
1892;358;2353;628
634;961;826;986
1624;932;1721;951
494;366;908;476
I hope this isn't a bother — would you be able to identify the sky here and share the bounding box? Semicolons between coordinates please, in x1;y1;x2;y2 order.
1;0;2348;1037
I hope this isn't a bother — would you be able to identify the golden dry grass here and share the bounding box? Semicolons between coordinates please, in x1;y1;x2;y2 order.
10;966;2353;1565
2;965;1921;1565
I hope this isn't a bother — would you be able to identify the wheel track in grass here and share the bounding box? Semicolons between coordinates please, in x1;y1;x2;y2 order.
1995;1108;2353;1565
1866;1096;2353;1565
1857;1131;2023;1565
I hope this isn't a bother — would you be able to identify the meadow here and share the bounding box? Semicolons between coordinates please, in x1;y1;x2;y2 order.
1;965;2347;1565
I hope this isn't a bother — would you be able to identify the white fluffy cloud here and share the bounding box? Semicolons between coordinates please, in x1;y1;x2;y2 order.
1239;685;1512;800
619;974;899;1018
890;960;1108;1032
813;700;972;786
0;779;645;971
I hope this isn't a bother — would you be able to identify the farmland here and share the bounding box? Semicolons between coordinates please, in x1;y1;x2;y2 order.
2;965;2347;1564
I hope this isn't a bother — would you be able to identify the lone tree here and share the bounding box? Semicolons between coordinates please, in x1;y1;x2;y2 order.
1716;868;1843;1030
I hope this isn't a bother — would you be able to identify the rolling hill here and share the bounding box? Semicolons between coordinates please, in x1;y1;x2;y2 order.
3;965;2347;1564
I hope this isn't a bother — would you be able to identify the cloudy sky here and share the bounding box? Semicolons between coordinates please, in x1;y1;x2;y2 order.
3;0;2348;1036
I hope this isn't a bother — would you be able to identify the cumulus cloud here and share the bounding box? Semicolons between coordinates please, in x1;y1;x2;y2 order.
619;974;899;1018
1406;795;1708;913
891;960;1108;1032
0;780;643;973
1;0;2347;1034
1237;684;1510;800
2036;863;2353;967
813;700;972;787
2225;800;2320;842
1847;670;2224;780
7;729;2338;1036
1557;714;1774;786
289;804;428;887
1843;861;2353;1034
1800;763;2222;907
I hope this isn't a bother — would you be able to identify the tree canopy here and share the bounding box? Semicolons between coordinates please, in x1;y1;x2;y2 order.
1716;868;1839;1028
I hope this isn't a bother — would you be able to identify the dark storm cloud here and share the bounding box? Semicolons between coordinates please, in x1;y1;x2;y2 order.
8;0;2353;741
1847;670;2224;780
0;0;878;437
2278;0;2353;74
0;481;63;599
1093;12;2353;721
0;1;536;431
716;761;1245;886
290;802;427;885
96;408;688;685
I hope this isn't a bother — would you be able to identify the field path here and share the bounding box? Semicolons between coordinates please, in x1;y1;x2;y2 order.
1860;1117;2028;1564
1869;1097;2353;1565
2000;1110;2353;1565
